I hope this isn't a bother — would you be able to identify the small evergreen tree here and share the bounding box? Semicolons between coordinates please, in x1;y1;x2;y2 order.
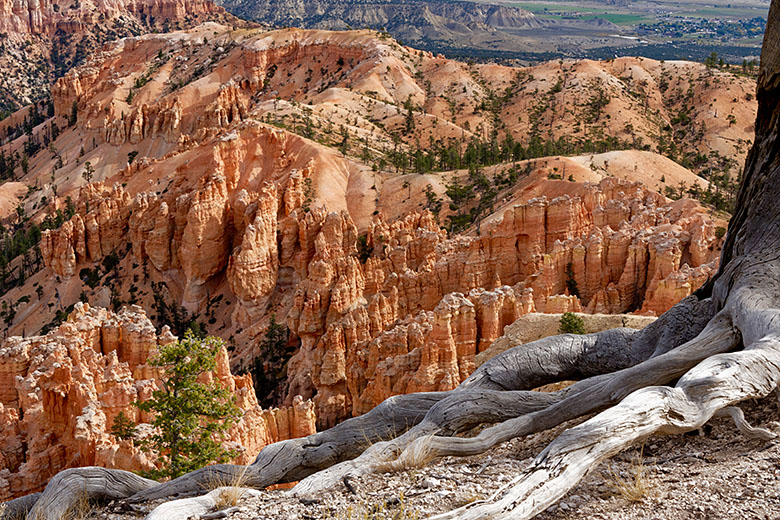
251;314;291;407
565;262;580;297
339;125;349;154
82;161;95;184
111;410;138;441
404;95;416;133
137;331;240;479
559;312;586;335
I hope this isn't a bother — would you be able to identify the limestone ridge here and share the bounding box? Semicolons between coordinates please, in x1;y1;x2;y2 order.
50;27;757;182
214;0;601;58
218;0;540;33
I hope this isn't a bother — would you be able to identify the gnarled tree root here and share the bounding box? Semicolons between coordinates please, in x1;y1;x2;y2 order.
715;406;777;440
145;487;263;520
290;311;738;495
430;333;780;519
0;493;40;520
26;467;156;520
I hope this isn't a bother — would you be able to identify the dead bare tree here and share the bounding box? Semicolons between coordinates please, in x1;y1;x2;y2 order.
5;3;780;519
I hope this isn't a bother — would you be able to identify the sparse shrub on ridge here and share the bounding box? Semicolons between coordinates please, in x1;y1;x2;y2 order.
559;312;586;335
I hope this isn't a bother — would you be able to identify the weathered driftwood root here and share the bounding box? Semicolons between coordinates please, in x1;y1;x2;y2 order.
291;312;738;495
8;29;780;513
0;493;40;520
715;406;777;440
25;467;156;520
5;2;780;517
144;487;262;520
430;333;780;519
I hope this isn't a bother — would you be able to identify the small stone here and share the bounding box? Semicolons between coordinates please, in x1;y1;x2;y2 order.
421;477;440;488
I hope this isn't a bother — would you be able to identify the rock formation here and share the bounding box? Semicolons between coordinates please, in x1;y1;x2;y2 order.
0;0;221;37
0;304;315;501
283;178;721;426
45;26;755;174
35;160;722;427
5;25;736;445
0;0;232;111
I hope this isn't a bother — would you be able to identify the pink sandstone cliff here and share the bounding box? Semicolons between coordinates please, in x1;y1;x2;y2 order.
0;303;315;500
39;172;720;428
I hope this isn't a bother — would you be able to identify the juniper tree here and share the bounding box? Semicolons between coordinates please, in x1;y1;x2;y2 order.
81;161;94;184
558;312;586;335
110;410;138;441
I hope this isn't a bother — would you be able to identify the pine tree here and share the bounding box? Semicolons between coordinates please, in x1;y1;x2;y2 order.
250;314;290;407
82;161;95;184
110;410;138;441
136;331;240;479
404;95;416;134
565;262;580;298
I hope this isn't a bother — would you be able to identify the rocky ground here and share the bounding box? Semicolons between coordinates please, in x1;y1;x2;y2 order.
90;392;780;519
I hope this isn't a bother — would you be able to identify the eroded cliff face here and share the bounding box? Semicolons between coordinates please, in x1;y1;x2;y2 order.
0;0;232;111
35;163;720;429
0;0;221;37
6;27;732;438
0;304;315;500
284;178;721;426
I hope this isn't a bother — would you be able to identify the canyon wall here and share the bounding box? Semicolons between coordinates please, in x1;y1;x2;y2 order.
39;172;720;428
0;0;231;111
285;178;720;426
0;0;222;38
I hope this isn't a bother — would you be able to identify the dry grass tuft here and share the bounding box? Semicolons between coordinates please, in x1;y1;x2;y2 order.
65;488;94;520
371;435;436;473
392;435;437;470
203;467;251;509
608;446;651;502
